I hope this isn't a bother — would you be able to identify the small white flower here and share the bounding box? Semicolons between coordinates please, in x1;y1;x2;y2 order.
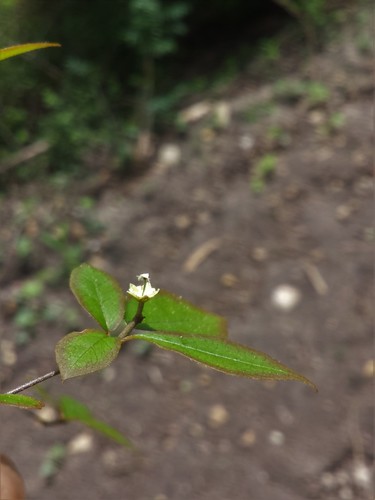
127;273;160;302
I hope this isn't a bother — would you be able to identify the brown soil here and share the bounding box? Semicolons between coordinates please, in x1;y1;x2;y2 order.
0;11;373;500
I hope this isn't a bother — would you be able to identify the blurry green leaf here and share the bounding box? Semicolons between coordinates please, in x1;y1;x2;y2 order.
18;279;44;299
58;396;131;447
14;308;38;328
251;154;277;193
250;177;265;194
306;82;329;105
125;290;227;338
70;264;125;331
16;236;33;258
0;393;44;409
39;444;66;480
55;329;121;380
126;331;316;390
0;42;61;61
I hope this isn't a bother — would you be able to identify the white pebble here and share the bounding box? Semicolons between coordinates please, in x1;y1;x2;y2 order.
179;101;211;123
239;134;255;151
208;404;229;428
214;102;231;128
268;430;285;446
37;406;59;424
271;284;301;311
1;340;17;366
67;432;94;455
158;144;181;167
353;462;372;489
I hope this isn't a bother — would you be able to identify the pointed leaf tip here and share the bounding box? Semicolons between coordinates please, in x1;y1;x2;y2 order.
0;43;61;61
0;393;44;409
58;396;131;447
126;331;317;390
70;264;125;332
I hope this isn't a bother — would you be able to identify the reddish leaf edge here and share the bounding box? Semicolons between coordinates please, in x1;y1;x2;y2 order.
0;393;45;410
0;42;61;60
125;331;318;392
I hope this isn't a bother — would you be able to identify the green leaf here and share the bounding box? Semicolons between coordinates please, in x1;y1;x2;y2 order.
125;290;227;338
0;393;44;409
58;396;131;447
126;331;317;390
55;329;121;381
0;42;61;61
70;264;125;332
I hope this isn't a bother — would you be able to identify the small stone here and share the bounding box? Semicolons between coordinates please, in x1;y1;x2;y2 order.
67;432;94;455
362;359;374;378
251;247;269;262
208;404;229;428
335;204;353;221
239;134;255;151
220;273;239;287
271;284;301;311
352;461;372;489
147;365;164;386
308;110;325;125
174;214;191;229
158;144;181;167
154;495;168;500
268;430;285;446
240;429;256;448
213;102;231;128
179;101;211;123
0;340;17;366
37;406;59;424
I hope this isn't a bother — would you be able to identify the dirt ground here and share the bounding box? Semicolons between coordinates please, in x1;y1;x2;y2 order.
0;12;373;500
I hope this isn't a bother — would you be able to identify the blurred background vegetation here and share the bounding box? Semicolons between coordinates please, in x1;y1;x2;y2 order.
0;0;361;184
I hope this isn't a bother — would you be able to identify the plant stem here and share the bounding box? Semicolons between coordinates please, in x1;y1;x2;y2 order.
118;301;144;341
6;369;60;395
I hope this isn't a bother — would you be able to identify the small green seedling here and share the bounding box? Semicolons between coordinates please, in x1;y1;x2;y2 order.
2;263;316;445
250;154;278;193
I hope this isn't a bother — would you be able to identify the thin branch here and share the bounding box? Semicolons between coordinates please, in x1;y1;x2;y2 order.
6;369;60;395
118;301;145;341
0;140;50;174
